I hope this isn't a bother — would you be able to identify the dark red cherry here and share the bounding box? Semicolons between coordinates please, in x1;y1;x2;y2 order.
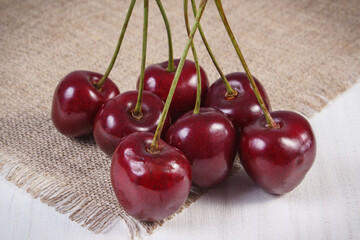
51;70;120;137
165;108;236;188
238;110;316;195
111;132;191;221
93;90;171;156
137;59;209;121
205;72;271;133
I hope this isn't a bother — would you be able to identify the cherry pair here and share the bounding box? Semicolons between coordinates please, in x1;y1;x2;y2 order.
94;58;209;156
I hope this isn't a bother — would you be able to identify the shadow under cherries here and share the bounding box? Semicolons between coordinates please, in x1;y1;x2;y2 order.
199;163;279;207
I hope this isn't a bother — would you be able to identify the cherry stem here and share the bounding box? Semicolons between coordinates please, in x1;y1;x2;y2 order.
95;0;136;90
133;0;149;116
214;0;278;128
156;0;175;72
190;0;236;97
184;0;201;114
149;0;208;152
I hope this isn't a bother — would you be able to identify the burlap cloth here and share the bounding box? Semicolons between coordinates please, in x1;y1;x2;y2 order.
1;0;359;238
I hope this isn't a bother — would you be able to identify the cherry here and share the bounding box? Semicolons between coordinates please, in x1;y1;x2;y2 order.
165;108;236;188
111;132;191;221
51;70;119;137
51;0;137;137
137;58;209;121
109;0;208;221
93;90;170;156
238;111;316;194
93;0;172;156
205;72;271;133
211;1;317;194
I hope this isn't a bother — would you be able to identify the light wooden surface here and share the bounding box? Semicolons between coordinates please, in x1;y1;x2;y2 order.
1;81;360;240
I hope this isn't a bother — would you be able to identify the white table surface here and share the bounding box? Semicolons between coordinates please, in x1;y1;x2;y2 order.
1;81;360;240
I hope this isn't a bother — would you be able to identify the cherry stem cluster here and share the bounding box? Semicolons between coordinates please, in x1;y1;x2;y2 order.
95;0;136;90
214;0;278;128
156;0;175;72
190;0;236;97
149;0;208;152
133;0;149;118
184;0;202;115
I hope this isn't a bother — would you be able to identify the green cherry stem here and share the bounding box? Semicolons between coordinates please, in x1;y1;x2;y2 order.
214;0;278;128
133;0;149;118
156;0;175;72
95;0;136;90
184;0;201;114
190;0;236;97
149;0;208;152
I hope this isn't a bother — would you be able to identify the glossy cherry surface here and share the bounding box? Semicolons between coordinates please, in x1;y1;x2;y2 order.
137;59;209;121
205;72;271;133
165;108;236;188
93;90;171;156
238;110;316;195
51;70;120;137
111;132;191;222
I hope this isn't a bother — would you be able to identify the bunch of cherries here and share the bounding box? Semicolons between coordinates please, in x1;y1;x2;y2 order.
51;0;316;222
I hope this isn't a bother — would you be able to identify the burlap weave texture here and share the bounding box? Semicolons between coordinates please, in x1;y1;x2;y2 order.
0;0;359;238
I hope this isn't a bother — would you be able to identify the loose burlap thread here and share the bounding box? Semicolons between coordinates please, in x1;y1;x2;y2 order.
0;0;359;238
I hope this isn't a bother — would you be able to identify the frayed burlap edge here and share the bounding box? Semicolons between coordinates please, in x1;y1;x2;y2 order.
0;152;140;239
1;149;235;239
0;149;241;238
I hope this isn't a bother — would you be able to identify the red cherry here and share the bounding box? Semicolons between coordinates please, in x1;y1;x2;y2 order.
165;108;236;188
51;70;120;137
111;132;191;221
205;72;271;133
137;59;209;121
93;90;171;156
238;110;316;195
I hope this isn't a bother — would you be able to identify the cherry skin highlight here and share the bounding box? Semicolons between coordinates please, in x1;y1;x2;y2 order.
137;59;209;121
111;132;192;222
238;110;316;195
93;90;171;156
165;108;236;188
51;70;120;137
205;72;271;134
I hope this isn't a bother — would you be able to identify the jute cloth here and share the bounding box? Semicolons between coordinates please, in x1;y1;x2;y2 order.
0;0;359;238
